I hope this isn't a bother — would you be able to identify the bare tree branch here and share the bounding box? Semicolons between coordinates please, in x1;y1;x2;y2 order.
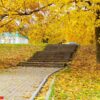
13;3;53;16
0;14;8;21
0;3;53;21
0;19;13;28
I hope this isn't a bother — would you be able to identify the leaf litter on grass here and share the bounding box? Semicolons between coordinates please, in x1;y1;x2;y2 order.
36;45;100;100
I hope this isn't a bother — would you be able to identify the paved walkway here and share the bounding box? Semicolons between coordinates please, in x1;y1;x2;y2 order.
0;67;60;100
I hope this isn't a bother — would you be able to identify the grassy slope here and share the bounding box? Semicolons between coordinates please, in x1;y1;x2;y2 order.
36;45;100;100
0;44;44;68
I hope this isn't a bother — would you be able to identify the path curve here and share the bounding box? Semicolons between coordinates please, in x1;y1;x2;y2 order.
0;67;60;100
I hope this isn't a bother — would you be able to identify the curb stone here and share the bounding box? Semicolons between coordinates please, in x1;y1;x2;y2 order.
29;67;65;100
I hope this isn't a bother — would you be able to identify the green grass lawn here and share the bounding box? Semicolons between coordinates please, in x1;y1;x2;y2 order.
0;44;44;68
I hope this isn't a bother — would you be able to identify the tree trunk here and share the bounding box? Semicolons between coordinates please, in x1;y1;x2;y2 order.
95;27;100;63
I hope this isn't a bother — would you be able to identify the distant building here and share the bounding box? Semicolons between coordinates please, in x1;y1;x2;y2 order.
0;32;29;44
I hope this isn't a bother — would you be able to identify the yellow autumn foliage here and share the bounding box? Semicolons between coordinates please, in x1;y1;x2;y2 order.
0;0;100;45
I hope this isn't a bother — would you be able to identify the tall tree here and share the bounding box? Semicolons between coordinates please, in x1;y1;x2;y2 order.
0;0;99;47
95;3;100;63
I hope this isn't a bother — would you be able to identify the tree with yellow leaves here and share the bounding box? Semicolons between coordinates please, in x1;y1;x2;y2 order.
0;0;99;45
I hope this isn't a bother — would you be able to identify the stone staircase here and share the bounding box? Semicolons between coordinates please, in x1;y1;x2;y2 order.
18;44;78;67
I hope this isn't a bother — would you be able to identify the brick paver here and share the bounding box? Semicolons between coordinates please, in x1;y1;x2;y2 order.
0;67;60;100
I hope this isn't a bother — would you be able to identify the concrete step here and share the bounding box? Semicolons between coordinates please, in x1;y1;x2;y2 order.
18;63;67;67
18;62;66;67
28;59;70;62
44;44;78;51
28;55;72;61
28;54;72;61
30;52;72;58
19;61;67;64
